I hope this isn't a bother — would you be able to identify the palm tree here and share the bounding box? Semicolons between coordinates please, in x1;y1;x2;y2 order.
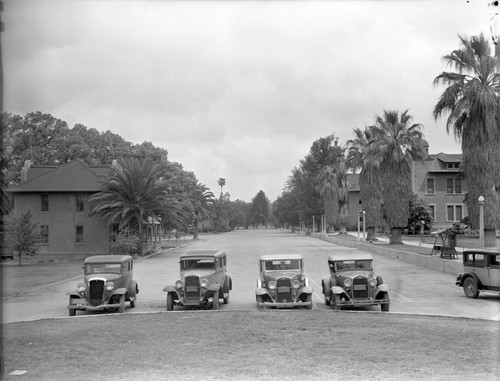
433;34;500;247
190;182;215;240
89;157;186;255
368;110;427;244
347;127;383;241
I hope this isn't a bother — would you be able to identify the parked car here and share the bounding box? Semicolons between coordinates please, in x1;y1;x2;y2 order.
67;255;139;316
163;250;232;310
321;253;390;311
456;249;500;298
255;254;313;309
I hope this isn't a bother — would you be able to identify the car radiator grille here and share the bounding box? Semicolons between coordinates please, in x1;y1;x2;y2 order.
352;276;369;299
184;275;200;300
89;279;105;306
276;277;292;302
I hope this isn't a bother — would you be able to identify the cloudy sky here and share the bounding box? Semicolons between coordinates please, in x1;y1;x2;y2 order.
3;0;495;202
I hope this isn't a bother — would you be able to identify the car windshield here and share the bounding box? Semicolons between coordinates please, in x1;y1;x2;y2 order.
180;259;215;271
262;259;301;271
331;260;372;271
85;263;122;274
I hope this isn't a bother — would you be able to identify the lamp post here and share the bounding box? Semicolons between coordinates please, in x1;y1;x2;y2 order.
312;215;315;233
362;211;366;240
299;217;302;232
420;220;425;244
478;196;485;248
357;210;361;240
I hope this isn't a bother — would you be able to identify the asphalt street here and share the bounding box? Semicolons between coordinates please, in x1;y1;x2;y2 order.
2;229;500;323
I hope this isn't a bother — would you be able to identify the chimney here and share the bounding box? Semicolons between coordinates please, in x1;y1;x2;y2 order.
20;160;32;183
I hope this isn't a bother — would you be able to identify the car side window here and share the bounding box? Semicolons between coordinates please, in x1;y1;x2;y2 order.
490;255;500;268
474;254;486;266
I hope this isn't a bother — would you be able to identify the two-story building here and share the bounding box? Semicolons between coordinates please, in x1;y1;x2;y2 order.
6;159;161;260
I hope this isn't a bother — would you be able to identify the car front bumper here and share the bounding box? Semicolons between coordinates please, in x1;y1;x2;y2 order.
68;300;120;312
337;298;390;307
257;300;313;308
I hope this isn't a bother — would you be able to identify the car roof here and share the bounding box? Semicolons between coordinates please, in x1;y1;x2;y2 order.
259;254;303;261
180;250;226;260
463;249;500;255
328;253;373;262
83;255;133;264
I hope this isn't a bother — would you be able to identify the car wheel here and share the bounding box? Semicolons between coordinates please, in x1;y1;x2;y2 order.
68;297;76;317
463;277;480;299
324;295;331;305
332;295;341;311
223;293;229;304
305;295;313;310
213;291;219;310
166;293;174;311
256;295;264;309
130;297;136;308
377;276;384;285
118;295;125;313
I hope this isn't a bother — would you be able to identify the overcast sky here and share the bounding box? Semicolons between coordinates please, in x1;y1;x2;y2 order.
3;0;495;202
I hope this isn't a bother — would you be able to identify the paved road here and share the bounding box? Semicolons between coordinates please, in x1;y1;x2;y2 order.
3;229;500;323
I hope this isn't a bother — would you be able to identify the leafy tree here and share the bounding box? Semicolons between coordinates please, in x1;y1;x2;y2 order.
108;227;141;256
347;127;383;240
433;33;500;247
227;199;251;230
368;110;427;244
250;190;270;228
5;210;39;264
190;182;215;239
89;157;186;255
407;194;433;234
212;194;230;233
218;178;226;198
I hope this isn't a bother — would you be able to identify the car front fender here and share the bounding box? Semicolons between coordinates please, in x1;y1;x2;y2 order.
373;283;390;294
331;286;346;295
67;291;81;298
256;287;271;297
207;283;220;292
163;285;178;293
299;286;313;295
457;272;482;288
110;287;128;296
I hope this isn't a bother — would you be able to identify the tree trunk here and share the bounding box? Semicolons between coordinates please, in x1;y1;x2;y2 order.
366;226;377;241
192;216;199;240
339;224;347;234
389;227;403;244
484;228;497;248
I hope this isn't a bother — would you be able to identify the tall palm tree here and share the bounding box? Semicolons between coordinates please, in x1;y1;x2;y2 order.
190;182;215;240
89;157;186;255
433;34;500;247
347;127;383;241
368;110;427;244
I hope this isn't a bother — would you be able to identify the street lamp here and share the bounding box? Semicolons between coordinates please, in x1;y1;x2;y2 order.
362;211;366;240
299;217;302;232
478;196;485;248
313;215;315;233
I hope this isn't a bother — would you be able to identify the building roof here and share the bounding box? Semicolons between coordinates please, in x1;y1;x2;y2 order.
8;160;113;193
434;152;463;163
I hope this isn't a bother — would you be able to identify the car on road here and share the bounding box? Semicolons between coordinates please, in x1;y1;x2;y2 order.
321;253;390;311
456;249;500;298
255;254;313;309
163;250;232;310
67;255;139;316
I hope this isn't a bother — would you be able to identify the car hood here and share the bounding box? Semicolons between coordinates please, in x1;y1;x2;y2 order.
181;269;217;278
84;274;122;282
336;270;373;279
263;271;301;279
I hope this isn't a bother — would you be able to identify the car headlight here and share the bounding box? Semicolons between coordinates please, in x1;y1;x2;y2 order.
369;279;377;287
105;282;114;291
292;279;301;289
78;282;86;292
200;278;208;288
175;280;184;289
257;279;262;288
268;281;277;290
344;279;352;288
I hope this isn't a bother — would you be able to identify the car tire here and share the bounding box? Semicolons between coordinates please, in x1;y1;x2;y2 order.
332;295;341;311
324;295;331;305
463;277;480;299
213;291;219;310
118;295;125;313
166;293;174;311
130;297;136;308
223;293;229;304
305;294;313;310
381;303;390;312
68;297;76;317
377;276;384;285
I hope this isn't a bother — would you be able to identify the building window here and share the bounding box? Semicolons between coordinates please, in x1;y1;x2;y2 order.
446;162;460;169
429;204;436;221
76;226;84;243
447;178;462;194
40;225;49;243
76;194;84;211
41;194;49;211
446;204;463;222
426;178;435;194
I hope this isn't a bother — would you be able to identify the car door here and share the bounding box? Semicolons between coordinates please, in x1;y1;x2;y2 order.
487;254;500;288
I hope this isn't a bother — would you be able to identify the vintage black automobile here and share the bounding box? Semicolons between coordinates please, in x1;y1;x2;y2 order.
456;249;500;298
67;255;139;316
322;253;390;311
163;250;232;310
255;254;313;309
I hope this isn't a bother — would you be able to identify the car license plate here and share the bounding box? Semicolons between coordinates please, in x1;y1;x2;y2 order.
354;285;366;291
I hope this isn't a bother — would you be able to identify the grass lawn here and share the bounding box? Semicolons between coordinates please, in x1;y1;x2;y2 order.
2;310;499;381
